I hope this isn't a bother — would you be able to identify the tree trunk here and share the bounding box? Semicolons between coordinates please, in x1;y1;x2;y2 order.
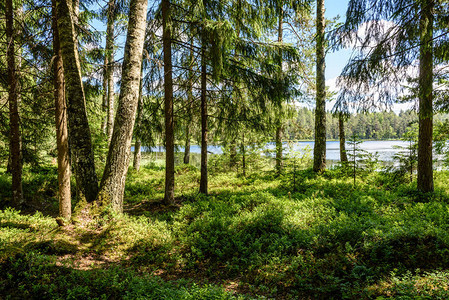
199;40;208;195
184;126;190;164
133;78;143;171
184;39;194;165
339;113;348;163
101;58;108;134
313;0;326;173
133;140;141;171
98;0;148;212
241;134;246;177
162;0;175;205
230;141;237;168
417;0;434;193
6;0;23;206
53;0;71;220
105;0;116;143
56;0;98;202
275;7;283;175
275;126;283;175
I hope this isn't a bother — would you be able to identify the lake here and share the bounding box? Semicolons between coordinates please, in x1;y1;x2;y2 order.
139;140;410;162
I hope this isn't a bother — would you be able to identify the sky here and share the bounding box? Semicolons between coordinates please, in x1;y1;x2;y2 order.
325;0;352;81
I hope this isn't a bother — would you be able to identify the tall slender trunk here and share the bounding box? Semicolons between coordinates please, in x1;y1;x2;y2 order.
6;0;23;206
339;113;348;163
162;0;175;205
199;39;208;194
417;0;434;193
275;126;283;174
133;140;141;170
230;141;237;168
105;0;116;142
98;0;148;212
133;76;143;171
275;7;283;175
184;126;190;164
101;58;108;134
56;0;98;202
241;134;246;177
184;39;194;165
52;0;71;220
313;0;326;173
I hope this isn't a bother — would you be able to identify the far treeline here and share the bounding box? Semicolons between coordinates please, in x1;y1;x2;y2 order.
287;108;449;141
1;0;448;221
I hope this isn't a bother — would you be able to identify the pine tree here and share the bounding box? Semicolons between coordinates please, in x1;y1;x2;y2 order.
313;0;326;173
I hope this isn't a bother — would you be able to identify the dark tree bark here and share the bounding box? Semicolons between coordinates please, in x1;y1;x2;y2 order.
199;40;208;194
133;79;143;172
101;58;108;134
6;0;23;206
183;126;190;164
98;0;148;212
184;40;194;165
52;0;71;220
56;0;98;202
339;113;348;163
162;0;175;205
105;0;116;143
241;134;246;177
133;140;141;171
230;141;237;168
275;7;283;175
275;126;283;174
313;0;326;173
417;0;434;193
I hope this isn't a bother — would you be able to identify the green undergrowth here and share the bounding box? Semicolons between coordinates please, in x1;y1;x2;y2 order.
1;252;248;300
2;163;449;298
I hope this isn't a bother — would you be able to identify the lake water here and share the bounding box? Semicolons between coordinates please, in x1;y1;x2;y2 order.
139;140;410;162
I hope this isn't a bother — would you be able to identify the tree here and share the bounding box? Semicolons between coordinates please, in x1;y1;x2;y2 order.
313;0;326;172
199;30;208;194
275;7;284;175
98;0;148;212
417;0;434;192
104;0;117;143
338;113;349;163
183;39;195;165
56;0;98;202
6;0;23;206
133;78;144;172
335;0;448;193
52;0;71;221
162;0;175;204
332;94;349;163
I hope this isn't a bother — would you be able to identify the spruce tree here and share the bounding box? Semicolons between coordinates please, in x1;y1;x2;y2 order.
6;0;23;206
335;0;448;193
52;0;71;220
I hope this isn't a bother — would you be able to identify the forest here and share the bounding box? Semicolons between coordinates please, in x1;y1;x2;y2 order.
1;0;449;298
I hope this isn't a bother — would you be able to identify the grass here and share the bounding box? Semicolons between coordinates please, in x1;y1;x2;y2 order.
2;157;449;299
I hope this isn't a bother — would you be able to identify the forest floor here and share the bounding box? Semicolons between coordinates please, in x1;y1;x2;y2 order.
2;158;449;299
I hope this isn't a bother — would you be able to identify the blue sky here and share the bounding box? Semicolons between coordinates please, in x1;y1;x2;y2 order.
325;0;352;81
